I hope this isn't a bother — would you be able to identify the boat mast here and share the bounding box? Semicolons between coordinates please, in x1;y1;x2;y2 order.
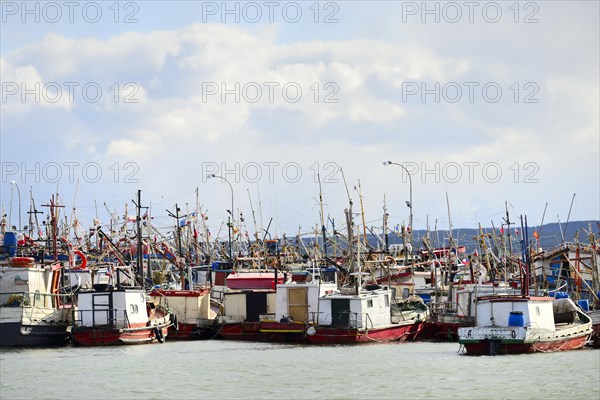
133;190;144;286
563;193;576;240
28;188;43;240
356;180;367;247
383;194;389;252
42;195;64;262
317;173;327;256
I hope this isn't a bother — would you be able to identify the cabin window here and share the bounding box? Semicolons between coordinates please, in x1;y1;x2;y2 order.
367;299;373;308
385;294;389;307
536;306;540;316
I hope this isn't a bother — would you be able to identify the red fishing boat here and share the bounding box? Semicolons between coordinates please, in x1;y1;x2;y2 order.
307;285;427;344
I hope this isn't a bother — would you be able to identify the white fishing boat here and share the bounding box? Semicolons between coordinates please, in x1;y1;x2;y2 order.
458;294;592;355
0;256;71;347
71;266;172;346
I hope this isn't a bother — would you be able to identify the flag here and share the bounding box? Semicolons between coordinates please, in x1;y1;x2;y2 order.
500;227;504;234
533;231;539;240
515;229;519;236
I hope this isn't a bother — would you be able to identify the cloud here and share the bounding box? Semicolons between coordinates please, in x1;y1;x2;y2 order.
1;6;598;232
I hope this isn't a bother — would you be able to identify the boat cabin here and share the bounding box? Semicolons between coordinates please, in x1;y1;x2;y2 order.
474;295;557;331
317;288;394;329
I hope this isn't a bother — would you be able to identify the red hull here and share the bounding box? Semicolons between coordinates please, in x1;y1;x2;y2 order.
220;321;307;343
72;325;169;346
308;321;423;345
167;323;200;340
463;334;590;355
419;321;463;341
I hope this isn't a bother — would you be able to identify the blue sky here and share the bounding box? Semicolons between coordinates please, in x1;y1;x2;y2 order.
1;1;598;239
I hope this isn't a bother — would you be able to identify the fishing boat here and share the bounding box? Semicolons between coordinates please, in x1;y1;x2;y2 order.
71;266;172;346
0;255;72;347
306;283;427;344
457;294;592;355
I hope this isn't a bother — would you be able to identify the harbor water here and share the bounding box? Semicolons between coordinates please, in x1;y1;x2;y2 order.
1;341;599;399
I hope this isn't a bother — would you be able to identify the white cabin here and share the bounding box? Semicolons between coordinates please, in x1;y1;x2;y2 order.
474;296;556;331
317;288;393;329
275;282;337;322
76;289;149;328
222;290;277;323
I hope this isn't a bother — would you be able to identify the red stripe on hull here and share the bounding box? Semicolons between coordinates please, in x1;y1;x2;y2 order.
463;335;590;355
308;322;423;345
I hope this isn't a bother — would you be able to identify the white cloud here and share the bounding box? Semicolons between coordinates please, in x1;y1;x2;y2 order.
1;4;598;233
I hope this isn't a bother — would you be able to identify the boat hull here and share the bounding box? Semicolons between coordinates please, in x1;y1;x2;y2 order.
307;321;423;345
168;322;204;340
419;321;463;341
0;321;70;347
72;324;169;346
220;321;307;343
460;333;590;355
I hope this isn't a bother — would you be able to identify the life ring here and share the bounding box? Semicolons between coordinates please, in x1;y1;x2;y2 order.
385;256;397;267
155;327;165;343
73;250;87;270
511;330;516;339
10;257;35;267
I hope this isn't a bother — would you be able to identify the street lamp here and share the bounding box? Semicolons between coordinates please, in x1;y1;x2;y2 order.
382;161;413;245
10;181;21;232
207;174;234;261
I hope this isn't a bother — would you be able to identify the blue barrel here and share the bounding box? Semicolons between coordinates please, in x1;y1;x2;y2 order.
508;311;525;327
3;232;18;257
578;300;590;312
549;291;569;299
418;293;431;304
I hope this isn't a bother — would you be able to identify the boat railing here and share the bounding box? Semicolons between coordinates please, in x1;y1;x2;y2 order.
73;308;130;329
429;301;466;316
307;311;324;324
0;291;73;308
349;312;374;330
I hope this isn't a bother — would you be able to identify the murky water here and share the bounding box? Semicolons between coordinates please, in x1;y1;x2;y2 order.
1;341;599;399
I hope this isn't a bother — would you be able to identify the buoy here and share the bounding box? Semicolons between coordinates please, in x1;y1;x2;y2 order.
73;250;87;270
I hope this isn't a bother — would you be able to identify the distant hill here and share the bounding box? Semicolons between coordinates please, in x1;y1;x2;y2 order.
385;220;599;253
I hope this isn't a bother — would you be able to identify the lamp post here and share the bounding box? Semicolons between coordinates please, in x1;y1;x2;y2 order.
382;161;413;245
10;181;21;232
207;174;234;261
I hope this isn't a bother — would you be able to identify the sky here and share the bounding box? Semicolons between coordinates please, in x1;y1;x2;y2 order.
1;0;599;240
